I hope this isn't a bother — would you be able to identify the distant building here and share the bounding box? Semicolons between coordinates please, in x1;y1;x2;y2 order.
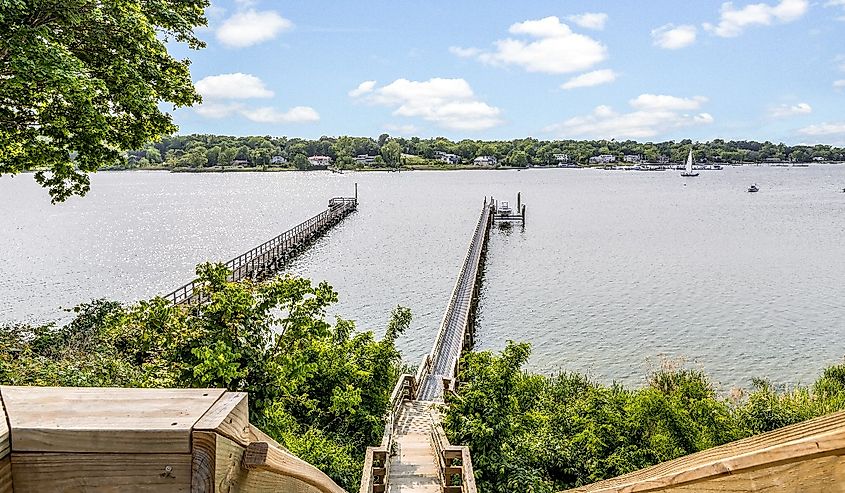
589;154;616;164
657;155;671;164
232;159;249;166
270;155;287;165
354;154;377;165
473;155;497;166
308;155;333;167
812;156;825;162
435;151;461;164
553;153;570;163
623;154;642;163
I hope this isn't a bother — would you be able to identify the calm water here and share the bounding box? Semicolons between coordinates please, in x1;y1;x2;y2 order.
2;167;844;389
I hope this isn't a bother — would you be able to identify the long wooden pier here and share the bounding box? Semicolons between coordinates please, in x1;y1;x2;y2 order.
361;198;494;493
164;194;357;304
417;199;493;401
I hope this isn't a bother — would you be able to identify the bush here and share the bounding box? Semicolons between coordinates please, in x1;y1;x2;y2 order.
443;342;845;492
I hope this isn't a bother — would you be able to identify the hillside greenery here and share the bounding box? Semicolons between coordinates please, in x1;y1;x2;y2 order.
0;264;409;491
443;342;845;492
123;134;845;170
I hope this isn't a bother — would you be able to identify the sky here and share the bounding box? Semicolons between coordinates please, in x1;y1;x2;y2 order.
167;0;845;144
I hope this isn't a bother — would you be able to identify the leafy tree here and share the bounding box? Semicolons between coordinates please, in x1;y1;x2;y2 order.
377;133;390;147
381;141;402;167
0;0;208;202
293;153;310;170
508;150;529;167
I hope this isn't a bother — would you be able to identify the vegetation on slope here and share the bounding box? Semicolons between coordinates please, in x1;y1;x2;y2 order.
0;263;408;490
443;342;845;493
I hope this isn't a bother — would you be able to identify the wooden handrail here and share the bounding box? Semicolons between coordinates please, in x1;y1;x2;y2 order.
430;415;478;493
563;410;845;493
243;441;346;493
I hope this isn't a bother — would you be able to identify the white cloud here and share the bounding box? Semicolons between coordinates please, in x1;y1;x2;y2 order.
565;13;608;30
545;93;713;139
651;24;698;49
195;73;274;99
349;80;376;97
629;94;708;111
825;0;845;17
768;102;812;117
241;106;320;124
352;78;503;131
461;16;607;74
834;79;845;88
798;122;845;135
216;9;293;48
560;69;618;90
449;46;482;58
193;73;316;124
703;0;809;37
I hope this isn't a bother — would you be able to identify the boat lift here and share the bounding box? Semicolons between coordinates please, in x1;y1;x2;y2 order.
492;192;526;227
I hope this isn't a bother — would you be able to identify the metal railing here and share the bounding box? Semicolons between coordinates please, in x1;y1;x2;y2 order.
163;197;357;304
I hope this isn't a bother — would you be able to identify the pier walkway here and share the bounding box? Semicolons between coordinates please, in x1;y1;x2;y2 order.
163;194;357;304
362;198;493;493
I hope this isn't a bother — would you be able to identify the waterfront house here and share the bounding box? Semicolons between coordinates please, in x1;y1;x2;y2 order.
624;154;642;163
270;155;287;165
553;153;570;163
473;156;497;166
435;151;461;164
812;156;825;162
657;155;671;164
232;159;249;166
589;154;616;164
354;154;377;165
308;155;333;167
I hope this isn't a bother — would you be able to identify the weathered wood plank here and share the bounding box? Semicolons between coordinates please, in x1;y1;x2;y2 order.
194;392;250;447
192;432;344;493
0;390;9;460
242;442;346;493
1;386;224;454
0;456;11;493
10;452;192;492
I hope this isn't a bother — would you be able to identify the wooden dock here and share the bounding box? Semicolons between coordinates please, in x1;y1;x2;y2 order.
164;194;357;304
417;199;493;402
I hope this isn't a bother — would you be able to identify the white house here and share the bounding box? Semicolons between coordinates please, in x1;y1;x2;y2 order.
623;154;642;163
270;155;287;165
553;153;570;163
812;156;825;162
354;154;377;165
589;154;616;164
473;155;497;166
435;151;461;164
308;155;333;167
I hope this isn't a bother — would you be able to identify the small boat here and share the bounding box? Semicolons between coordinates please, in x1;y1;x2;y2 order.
748;184;759;193
680;148;699;177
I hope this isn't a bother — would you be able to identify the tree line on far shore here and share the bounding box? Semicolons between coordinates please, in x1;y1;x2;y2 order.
125;134;845;170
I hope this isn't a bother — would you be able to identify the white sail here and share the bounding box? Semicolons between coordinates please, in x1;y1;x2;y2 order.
685;149;693;174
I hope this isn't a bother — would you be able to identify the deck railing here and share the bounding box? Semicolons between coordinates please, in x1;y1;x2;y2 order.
164;196;357;304
563;409;845;493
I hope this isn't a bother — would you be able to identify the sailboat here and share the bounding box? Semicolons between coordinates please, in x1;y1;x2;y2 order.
680;148;699;177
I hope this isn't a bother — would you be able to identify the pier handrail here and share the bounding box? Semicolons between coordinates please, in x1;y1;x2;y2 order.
164;196;356;304
430;414;478;493
417;198;491;391
360;373;415;493
562;409;845;493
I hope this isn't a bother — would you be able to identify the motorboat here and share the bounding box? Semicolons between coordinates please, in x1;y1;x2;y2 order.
748;184;759;193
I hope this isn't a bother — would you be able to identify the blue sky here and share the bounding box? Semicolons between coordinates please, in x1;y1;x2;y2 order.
169;0;845;144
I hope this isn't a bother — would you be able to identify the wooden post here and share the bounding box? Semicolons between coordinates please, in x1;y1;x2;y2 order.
522;205;526;226
517;192;521;212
